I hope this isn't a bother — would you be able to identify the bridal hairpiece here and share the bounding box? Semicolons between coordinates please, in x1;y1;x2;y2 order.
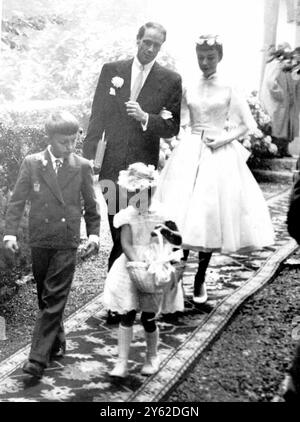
196;35;222;46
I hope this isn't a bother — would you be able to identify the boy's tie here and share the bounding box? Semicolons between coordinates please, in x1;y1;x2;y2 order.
130;64;145;101
54;159;63;174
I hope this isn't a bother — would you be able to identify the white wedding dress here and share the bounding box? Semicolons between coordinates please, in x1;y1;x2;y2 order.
154;73;275;254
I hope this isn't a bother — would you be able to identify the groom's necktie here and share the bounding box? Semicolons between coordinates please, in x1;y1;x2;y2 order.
130;64;145;101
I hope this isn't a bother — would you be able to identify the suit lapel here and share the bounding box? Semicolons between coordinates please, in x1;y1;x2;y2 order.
38;150;65;204
137;62;165;107
115;59;133;108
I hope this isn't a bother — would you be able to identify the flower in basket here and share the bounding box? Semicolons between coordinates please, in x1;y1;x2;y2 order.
117;162;158;192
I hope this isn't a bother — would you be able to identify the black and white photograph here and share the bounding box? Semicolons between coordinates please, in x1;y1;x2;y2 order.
0;0;300;405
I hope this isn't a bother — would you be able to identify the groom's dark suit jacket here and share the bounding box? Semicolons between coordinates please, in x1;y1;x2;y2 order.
83;59;182;185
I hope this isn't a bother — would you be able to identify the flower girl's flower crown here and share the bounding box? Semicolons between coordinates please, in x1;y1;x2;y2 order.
118;162;158;192
196;35;222;47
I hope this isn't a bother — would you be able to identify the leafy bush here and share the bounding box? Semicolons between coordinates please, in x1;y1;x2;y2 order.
0;187;31;296
238;91;278;161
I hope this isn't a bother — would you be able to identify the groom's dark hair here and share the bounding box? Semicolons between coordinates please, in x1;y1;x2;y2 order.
137;22;167;42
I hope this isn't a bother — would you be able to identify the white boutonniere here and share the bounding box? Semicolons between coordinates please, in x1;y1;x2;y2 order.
111;76;124;89
109;87;116;96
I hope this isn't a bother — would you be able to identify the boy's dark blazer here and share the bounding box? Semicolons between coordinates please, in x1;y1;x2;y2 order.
83;59;182;185
5;148;100;249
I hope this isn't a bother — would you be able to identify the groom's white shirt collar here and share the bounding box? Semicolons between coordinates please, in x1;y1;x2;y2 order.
131;56;156;90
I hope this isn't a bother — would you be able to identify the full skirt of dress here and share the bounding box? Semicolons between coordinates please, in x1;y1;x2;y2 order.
154;133;275;253
103;253;185;315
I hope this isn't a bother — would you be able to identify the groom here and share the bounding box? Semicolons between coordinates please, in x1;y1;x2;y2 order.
83;22;182;300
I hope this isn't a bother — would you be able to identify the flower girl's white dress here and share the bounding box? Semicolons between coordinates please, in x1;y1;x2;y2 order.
103;205;184;315
154;74;275;253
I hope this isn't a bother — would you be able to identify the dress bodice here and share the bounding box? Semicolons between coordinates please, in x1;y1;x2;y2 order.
182;73;256;135
113;206;164;261
186;75;231;133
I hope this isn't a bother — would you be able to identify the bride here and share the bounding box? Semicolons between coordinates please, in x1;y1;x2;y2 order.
154;34;275;304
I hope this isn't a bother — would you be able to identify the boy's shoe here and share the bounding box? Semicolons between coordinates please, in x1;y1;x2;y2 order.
22;360;45;379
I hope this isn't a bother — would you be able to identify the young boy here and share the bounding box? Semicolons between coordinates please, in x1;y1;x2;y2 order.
3;111;101;379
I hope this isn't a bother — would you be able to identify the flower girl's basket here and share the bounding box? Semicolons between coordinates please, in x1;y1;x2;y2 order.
126;231;184;294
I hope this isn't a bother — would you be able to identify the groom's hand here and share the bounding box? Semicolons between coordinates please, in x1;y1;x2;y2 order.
125;101;148;124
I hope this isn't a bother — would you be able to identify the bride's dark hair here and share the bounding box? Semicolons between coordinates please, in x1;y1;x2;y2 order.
196;35;223;61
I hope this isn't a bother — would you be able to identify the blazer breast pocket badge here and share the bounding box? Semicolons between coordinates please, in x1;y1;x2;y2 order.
33;182;40;192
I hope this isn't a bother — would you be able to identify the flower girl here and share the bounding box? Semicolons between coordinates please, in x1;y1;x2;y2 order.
103;162;184;378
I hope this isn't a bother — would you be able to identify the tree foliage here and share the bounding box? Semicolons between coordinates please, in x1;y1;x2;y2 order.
1;0;176;103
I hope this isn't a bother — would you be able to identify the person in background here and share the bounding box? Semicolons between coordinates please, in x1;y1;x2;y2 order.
260;42;298;157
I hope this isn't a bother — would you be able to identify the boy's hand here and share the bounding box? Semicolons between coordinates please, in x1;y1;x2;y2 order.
4;239;19;254
79;240;99;261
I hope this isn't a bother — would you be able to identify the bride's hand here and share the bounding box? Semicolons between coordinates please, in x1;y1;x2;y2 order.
205;137;226;150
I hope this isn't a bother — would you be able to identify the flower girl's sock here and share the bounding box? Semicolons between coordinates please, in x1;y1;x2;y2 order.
109;325;133;378
141;328;160;376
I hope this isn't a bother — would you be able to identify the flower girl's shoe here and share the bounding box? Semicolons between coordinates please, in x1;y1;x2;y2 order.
193;282;208;304
141;328;160;376
109;325;133;378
